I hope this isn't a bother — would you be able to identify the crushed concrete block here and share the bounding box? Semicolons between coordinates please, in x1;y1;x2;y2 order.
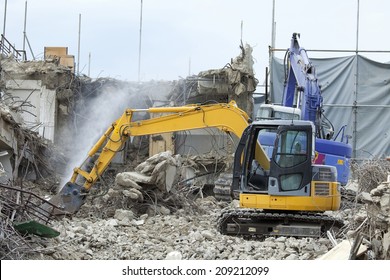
106;219;118;227
190;231;204;242
140;214;148;221
201;230;215;240
116;172;144;189
120;171;152;184
123;189;144;202
86;249;93;256
158;205;171;215
383;230;390;258
135;161;155;174
165;251;182;260
114;209;134;221
316;239;367;260
345;180;359;193
370;183;388;196
152;160;168;190
165;164;177;193
380;194;390;208
146;150;173;165
230;199;240;208
132;219;145;226
360;192;373;203
285;254;299;260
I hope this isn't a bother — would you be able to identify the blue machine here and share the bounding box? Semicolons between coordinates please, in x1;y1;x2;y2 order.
259;33;352;185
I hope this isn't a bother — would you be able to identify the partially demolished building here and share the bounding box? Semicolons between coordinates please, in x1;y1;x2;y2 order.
1;32;388;261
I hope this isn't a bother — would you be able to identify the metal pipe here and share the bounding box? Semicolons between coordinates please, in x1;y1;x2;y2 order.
24;34;35;59
77;13;81;75
270;48;390;53
268;0;276;104
138;0;143;82
323;104;390;108
88;52;91;77
2;0;7;37
356;0;360;54
23;1;27;55
353;0;360;159
265;67;268;104
271;0;276;49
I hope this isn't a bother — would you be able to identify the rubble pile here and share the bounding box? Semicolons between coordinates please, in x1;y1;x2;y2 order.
351;159;390;192
25;156;389;260
351;181;390;259
78;150;227;219
1;147;390;260
0;102;66;184
333;160;390;259
44;198;335;260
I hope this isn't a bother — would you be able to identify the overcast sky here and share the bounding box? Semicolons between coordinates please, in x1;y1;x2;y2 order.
2;0;390;84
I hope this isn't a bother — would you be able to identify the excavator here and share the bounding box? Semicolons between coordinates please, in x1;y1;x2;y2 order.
47;100;343;238
257;33;352;186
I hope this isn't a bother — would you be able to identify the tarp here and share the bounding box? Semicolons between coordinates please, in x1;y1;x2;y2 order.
270;55;390;159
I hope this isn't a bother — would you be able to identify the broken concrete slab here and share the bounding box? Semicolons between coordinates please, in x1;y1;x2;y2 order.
115;173;143;190
360;192;373;203
124;188;144;202
316;239;367;260
114;209;134;223
116;171;152;185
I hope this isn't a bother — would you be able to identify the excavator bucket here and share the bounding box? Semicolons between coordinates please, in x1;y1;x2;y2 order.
45;182;86;215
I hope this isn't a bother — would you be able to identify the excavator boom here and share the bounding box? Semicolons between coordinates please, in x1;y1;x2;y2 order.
50;101;268;214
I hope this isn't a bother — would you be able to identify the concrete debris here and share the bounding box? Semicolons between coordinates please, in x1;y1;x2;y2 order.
116;150;226;194
115;173;143;190
316;239;368;260
2;151;389;260
198;43;258;96
165;251;182;260
32;198;340;260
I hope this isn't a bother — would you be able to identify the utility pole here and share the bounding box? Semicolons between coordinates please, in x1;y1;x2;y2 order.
138;0;143;82
88;52;91;77
271;0;276;50
2;0;7;51
77;13;81;75
355;0;360;53
2;0;7;36
268;0;276;104
23;1;27;53
352;0;360;158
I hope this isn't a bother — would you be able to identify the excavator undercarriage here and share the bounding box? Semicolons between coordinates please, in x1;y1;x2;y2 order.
217;209;344;238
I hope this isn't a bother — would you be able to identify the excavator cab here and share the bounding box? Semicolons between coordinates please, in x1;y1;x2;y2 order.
235;120;314;196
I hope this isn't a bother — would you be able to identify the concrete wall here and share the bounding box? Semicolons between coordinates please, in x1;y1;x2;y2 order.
6;79;57;142
0;117;17;183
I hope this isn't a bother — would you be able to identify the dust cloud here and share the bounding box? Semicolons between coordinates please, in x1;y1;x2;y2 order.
59;84;140;188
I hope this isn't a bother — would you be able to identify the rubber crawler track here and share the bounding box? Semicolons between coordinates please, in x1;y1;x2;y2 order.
217;208;344;237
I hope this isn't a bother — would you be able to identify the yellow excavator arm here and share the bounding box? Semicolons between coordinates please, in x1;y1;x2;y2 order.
55;101;269;214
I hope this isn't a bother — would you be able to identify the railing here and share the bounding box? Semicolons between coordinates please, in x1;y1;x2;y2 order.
0;183;65;225
0;34;26;61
